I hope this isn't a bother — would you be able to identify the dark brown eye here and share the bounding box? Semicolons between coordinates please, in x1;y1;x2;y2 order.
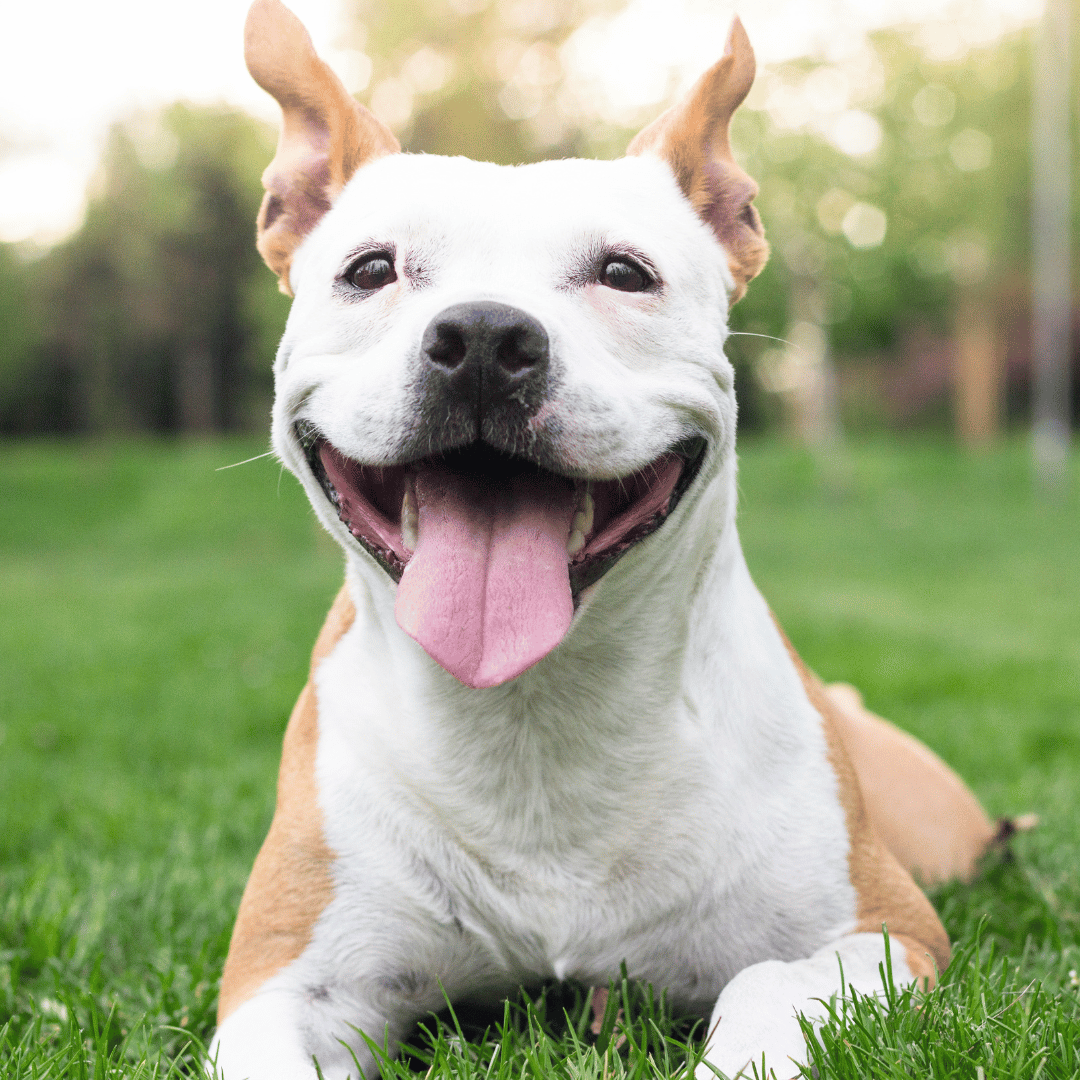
601;258;650;293
346;252;397;291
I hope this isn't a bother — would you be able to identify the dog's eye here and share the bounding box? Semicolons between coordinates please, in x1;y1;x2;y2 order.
345;252;397;291
601;258;651;293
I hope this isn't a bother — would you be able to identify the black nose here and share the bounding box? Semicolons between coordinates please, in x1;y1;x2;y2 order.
408;301;553;454
421;301;549;409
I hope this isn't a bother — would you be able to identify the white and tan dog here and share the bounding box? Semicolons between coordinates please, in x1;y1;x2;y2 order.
212;3;1004;1077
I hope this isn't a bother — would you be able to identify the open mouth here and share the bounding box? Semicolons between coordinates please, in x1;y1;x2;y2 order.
298;422;704;687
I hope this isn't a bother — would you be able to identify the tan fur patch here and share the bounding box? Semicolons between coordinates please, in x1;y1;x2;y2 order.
772;619;951;979
824;682;997;885
218;586;356;1021
889;933;940;990
626;18;768;301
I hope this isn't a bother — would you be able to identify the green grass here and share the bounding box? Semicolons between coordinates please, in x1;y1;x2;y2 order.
1;435;1078;1078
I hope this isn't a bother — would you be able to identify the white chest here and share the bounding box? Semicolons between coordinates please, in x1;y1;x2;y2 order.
306;575;858;1010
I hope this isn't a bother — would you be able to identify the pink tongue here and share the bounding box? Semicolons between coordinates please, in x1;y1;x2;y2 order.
394;468;578;688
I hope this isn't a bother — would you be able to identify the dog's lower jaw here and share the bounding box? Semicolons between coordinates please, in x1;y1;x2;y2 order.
291;422;714;688
326;445;736;700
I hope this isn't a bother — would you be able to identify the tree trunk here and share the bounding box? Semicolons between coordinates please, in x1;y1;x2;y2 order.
953;291;1000;448
1031;0;1072;487
175;343;217;433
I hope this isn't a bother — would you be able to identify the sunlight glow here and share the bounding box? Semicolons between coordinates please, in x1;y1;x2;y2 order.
0;0;1044;246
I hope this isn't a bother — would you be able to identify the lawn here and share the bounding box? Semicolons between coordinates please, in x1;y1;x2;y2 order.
0;435;1077;1078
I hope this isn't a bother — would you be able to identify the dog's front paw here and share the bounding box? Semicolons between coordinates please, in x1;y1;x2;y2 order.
696;957;815;1080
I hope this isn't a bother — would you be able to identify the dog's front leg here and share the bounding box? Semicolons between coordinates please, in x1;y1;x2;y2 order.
697;931;935;1080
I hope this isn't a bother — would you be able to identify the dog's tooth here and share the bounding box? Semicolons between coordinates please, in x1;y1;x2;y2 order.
566;528;585;558
401;477;418;553
580;491;594;537
569;491;594;543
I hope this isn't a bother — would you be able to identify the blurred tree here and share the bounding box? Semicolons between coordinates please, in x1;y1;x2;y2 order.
727;21;1078;438
340;0;623;162
0;243;51;434
1;6;1075;439
1;104;290;436
1031;0;1073;483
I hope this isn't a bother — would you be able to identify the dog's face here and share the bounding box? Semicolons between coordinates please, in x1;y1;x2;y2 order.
247;0;767;688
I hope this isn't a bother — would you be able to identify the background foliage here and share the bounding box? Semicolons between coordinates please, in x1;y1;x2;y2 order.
0;1;1076;436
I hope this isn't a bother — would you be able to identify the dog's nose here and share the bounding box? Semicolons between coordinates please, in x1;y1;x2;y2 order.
411;301;552;451
421;302;549;407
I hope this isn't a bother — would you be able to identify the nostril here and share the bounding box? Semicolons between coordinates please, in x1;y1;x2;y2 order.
425;324;468;370
496;328;542;375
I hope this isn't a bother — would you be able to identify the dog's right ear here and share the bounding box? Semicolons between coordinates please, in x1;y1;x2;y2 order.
245;0;400;294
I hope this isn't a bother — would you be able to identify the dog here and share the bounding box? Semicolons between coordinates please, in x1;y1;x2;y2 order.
211;3;1006;1076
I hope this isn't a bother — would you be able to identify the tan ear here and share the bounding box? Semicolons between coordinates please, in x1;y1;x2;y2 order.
627;18;768;302
245;0;400;294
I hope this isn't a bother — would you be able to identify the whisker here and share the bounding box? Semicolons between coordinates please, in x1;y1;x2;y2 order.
727;331;797;348
215;451;276;471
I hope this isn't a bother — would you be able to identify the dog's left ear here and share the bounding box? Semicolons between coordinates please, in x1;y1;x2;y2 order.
627;18;768;302
245;0;400;294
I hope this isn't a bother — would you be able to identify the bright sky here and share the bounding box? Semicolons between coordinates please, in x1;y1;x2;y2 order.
0;0;1041;246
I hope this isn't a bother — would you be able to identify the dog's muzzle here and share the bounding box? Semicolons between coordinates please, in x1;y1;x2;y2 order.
295;299;706;689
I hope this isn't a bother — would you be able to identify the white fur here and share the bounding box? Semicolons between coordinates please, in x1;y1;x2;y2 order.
212;150;919;1080
699;933;915;1080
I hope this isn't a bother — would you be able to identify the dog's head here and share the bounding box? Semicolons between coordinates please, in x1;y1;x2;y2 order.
246;0;767;689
